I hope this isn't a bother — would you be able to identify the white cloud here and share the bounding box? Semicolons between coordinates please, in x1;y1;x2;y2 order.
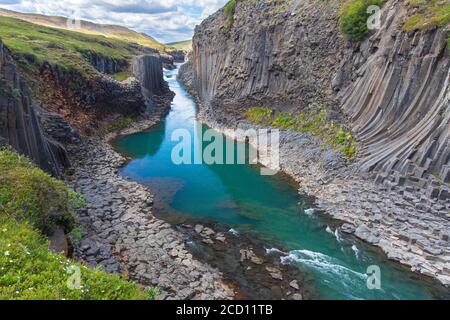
0;0;229;42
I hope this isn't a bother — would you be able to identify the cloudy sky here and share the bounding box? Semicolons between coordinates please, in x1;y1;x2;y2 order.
0;0;229;43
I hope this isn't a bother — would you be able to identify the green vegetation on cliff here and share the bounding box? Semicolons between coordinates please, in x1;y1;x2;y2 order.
403;0;450;32
224;0;237;29
339;0;386;41
0;149;151;300
0;16;141;77
340;0;449;43
246;106;357;158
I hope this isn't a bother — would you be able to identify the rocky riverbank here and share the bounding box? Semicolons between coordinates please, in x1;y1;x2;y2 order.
179;63;450;287
190;103;450;288
65;138;235;300
66;127;317;300
178;0;450;288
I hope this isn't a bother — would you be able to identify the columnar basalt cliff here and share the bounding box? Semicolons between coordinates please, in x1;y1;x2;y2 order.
0;40;68;176
132;54;168;96
337;7;450;200
185;0;345;110
180;0;450;285
182;0;450;197
132;54;174;114
83;51;128;74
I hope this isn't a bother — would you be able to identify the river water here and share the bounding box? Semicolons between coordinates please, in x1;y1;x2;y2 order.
113;65;449;300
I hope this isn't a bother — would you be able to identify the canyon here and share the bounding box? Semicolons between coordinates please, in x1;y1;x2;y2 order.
179;0;450;287
0;0;449;300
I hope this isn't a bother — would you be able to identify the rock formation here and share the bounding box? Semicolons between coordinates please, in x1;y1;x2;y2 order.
1;37;173;173
182;0;450;199
132;54;167;95
0;39;68;176
83;51;128;74
187;0;345;111
337;5;450;200
132;54;174;114
179;0;450;285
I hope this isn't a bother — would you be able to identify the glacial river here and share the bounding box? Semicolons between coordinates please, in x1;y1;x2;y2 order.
113;65;449;300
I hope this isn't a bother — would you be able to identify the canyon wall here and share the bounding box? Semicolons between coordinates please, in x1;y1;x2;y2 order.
132;54;168;95
37;52;173;132
187;0;345;112
83;51;128;74
132;54;174;114
0;39;68;176
183;0;450;198
337;3;450;199
1;37;173;173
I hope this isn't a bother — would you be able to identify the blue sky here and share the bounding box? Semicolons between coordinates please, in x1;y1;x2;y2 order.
0;0;229;43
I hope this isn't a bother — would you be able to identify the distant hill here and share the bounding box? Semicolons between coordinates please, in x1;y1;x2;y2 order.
0;15;146;80
0;8;167;52
167;40;192;52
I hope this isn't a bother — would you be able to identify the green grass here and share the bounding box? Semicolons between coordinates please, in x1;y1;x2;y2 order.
0;16;141;77
112;71;131;82
0;148;78;234
0;8;168;53
100;115;138;134
403;0;450;31
0;149;151;300
224;0;237;29
246;106;358;159
339;0;386;41
0;219;148;300
246;107;274;125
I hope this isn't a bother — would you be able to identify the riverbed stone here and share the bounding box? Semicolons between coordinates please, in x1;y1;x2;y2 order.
289;280;300;290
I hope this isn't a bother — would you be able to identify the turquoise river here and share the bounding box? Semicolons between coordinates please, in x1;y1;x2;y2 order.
113;65;450;300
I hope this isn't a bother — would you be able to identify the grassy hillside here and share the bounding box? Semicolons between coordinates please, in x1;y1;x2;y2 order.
0;149;153;300
0;16;142;77
166;40;192;52
0;8;167;52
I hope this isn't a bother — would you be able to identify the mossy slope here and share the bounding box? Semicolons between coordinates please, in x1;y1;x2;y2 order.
0;149;149;300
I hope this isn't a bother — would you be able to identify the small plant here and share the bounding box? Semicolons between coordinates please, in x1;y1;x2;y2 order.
224;0;237;29
112;71;131;82
101;115;137;134
339;0;385;41
68;226;83;245
12;88;21;100
272;113;297;129
146;287;160;300
68;189;86;209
